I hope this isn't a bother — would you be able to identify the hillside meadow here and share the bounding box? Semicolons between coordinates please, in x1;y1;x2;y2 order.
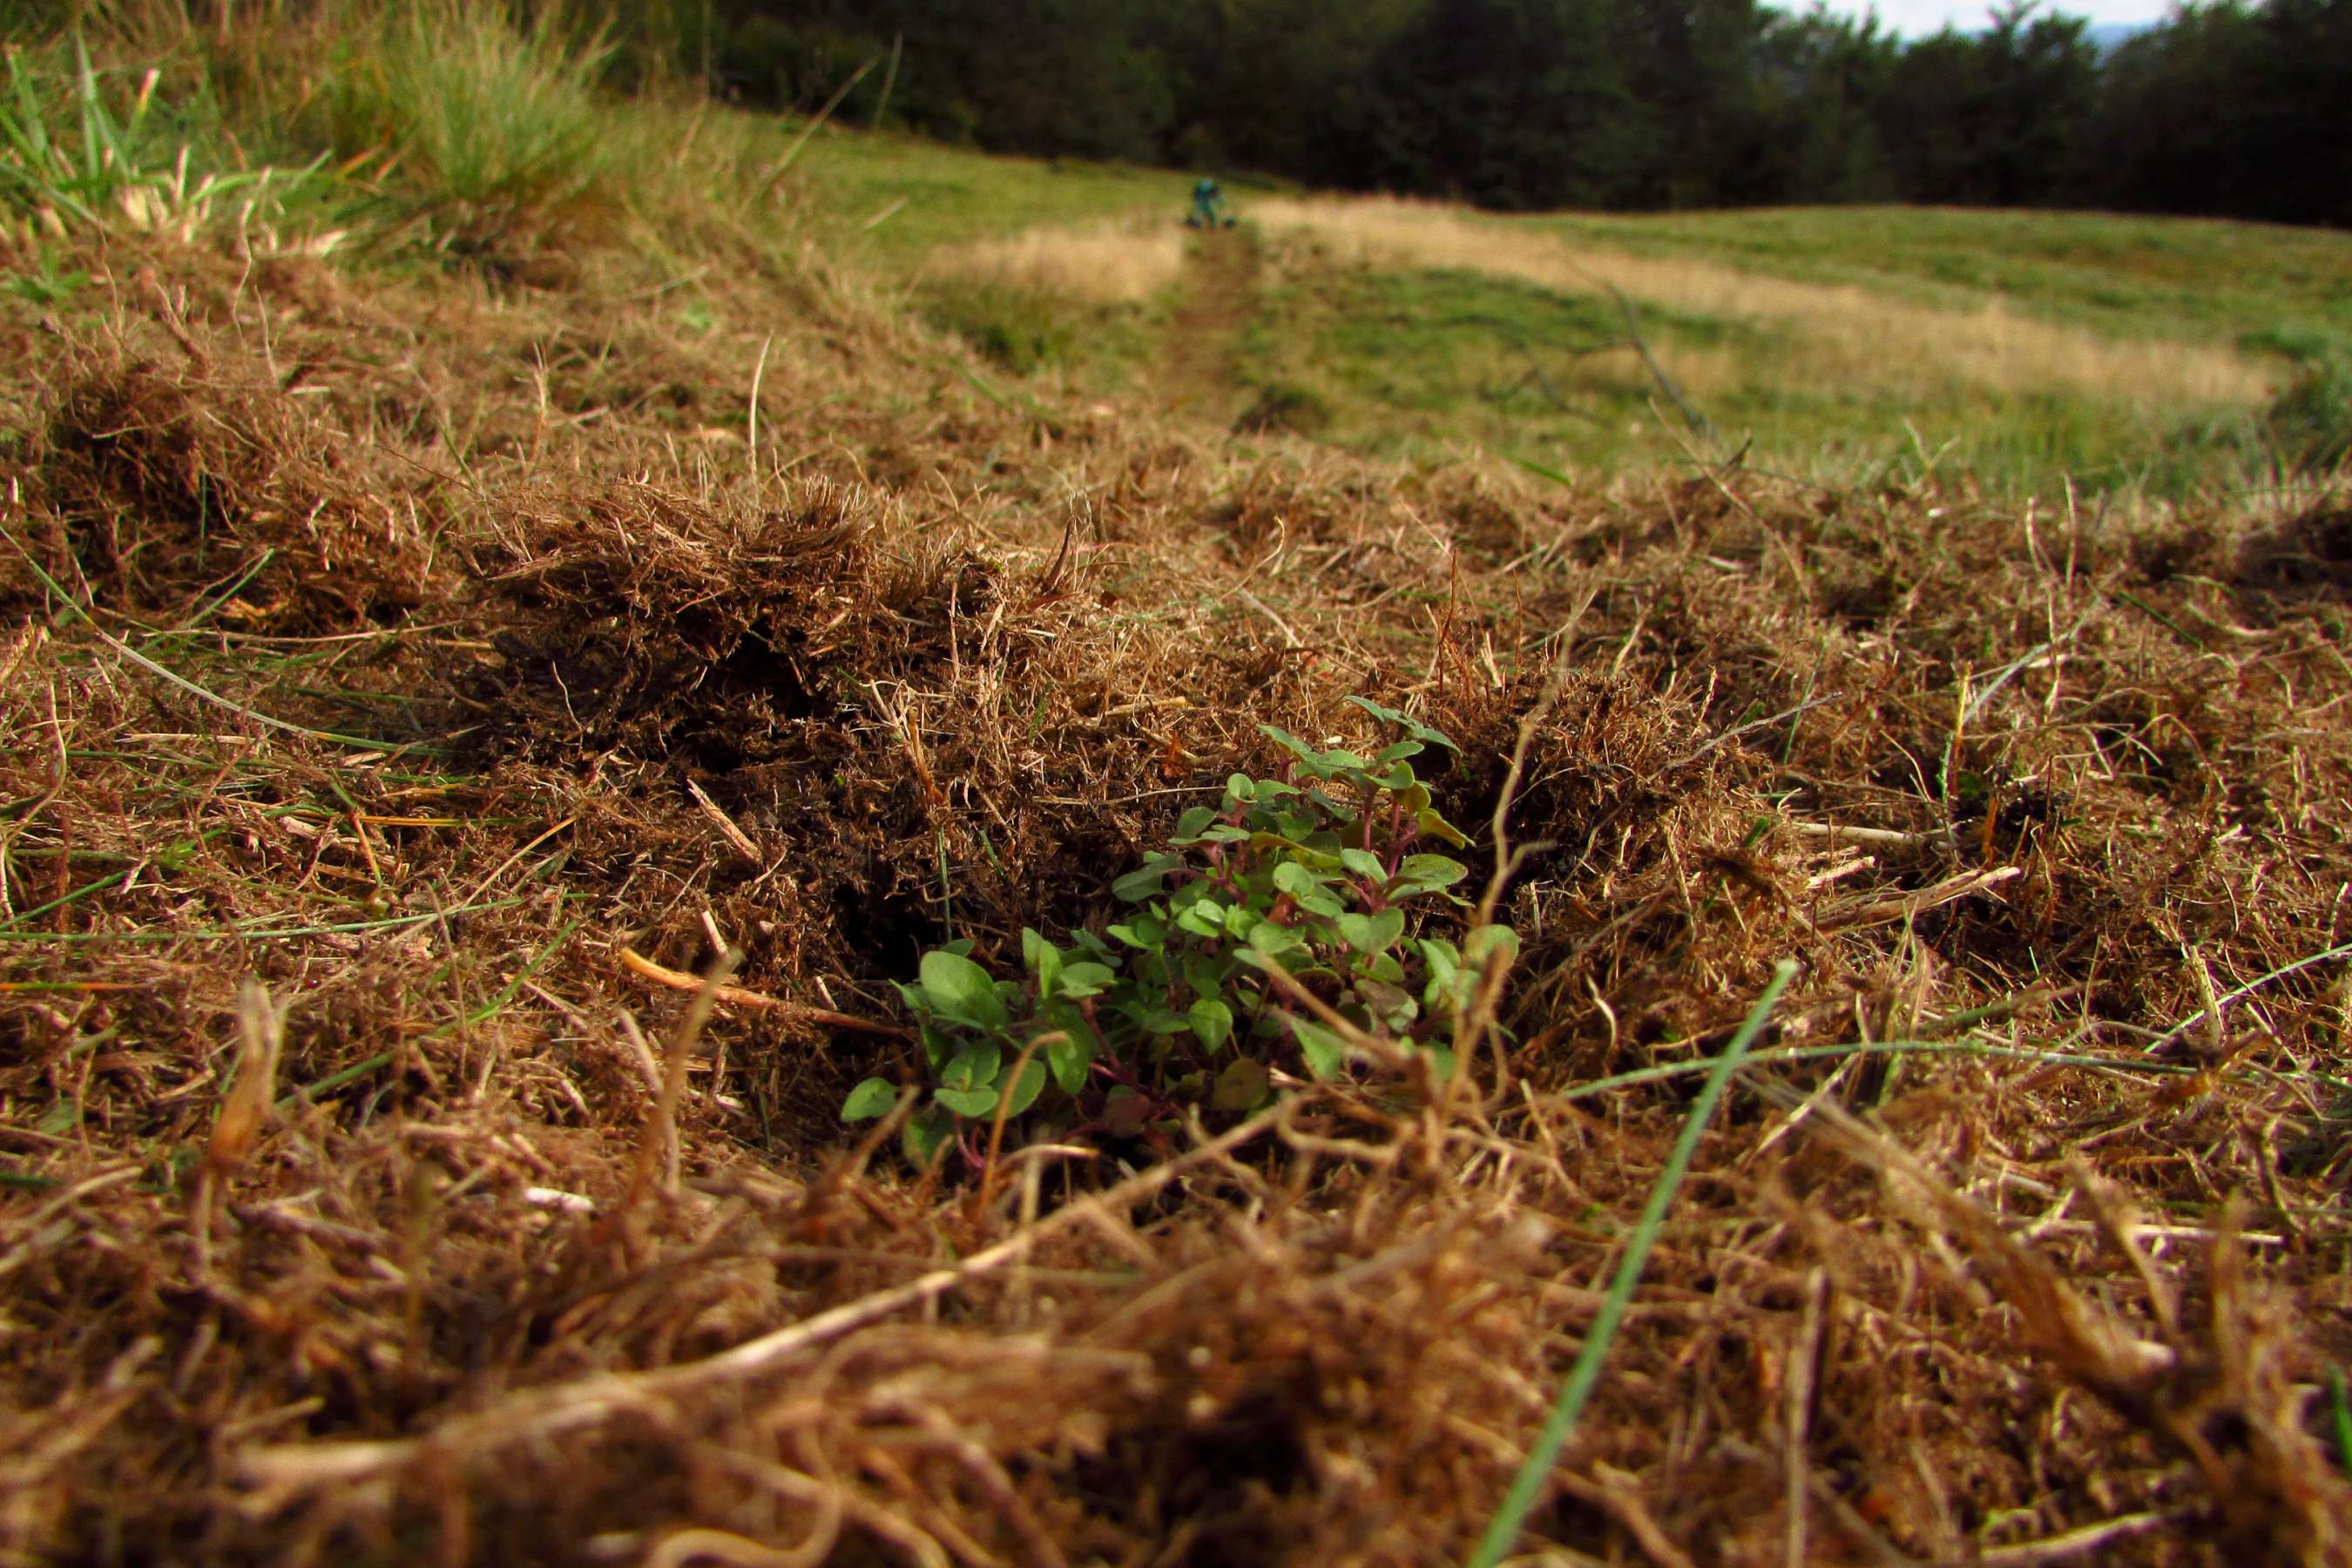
3;7;2351;1565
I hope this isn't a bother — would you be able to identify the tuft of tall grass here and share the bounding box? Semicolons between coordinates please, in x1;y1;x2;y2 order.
0;34;326;246
314;0;618;263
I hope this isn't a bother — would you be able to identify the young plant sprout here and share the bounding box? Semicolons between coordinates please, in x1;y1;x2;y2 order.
844;699;1518;1168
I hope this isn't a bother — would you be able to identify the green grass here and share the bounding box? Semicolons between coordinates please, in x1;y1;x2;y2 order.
1521;205;2352;348
770;128;2352;495
785;127;1195;271
1224;251;2203;492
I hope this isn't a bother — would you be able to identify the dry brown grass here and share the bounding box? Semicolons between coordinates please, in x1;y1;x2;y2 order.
2;214;2350;1567
1254;194;2276;408
936;217;1187;306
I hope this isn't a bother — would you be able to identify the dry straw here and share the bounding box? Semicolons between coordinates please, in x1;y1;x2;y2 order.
936;217;1187;305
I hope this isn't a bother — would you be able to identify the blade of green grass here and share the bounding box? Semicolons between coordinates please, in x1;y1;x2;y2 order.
2333;1369;2352;1477
282;1052;395;1109
1468;958;1794;1568
453;914;586;1030
1501;449;1578;489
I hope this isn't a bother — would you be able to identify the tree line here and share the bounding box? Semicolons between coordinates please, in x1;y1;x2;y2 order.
658;0;2344;226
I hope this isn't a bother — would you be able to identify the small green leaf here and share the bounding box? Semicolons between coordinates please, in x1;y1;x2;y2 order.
1291;1017;1349;1078
1335;907;1406;954
1107;916;1166;951
1295;884;1347;920
1397;854;1470;888
1001;1058;1049;1117
1464;924;1521;967
1212;1056;1273;1112
1173;805;1220;841
943;1041;1002;1093
1023;927;1063;997
1226;773;1257;802
1344;695;1460;752
1339;847;1387;882
1112;853;1186;902
1260;724;1323;768
1355;976;1417;1029
1247;921;1305;956
1174;898;1227;937
1184;952;1230;998
841;1077;897;1122
902;1105;954;1167
1188;997;1234;1051
921;949;1007;1030
1272;861;1321;900
1046;1028;1092;1093
1416;808;1471;848
936;1085;999;1119
1059;960;1117;997
1103;1088;1152;1134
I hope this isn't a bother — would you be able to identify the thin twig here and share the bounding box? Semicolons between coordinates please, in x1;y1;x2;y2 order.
619;948;909;1037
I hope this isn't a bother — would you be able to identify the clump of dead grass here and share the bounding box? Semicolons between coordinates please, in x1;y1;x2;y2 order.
4;113;2352;1568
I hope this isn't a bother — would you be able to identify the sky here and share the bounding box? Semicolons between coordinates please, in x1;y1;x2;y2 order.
1809;0;2171;36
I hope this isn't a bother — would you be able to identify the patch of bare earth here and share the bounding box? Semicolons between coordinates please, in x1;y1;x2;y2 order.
2;237;2349;1565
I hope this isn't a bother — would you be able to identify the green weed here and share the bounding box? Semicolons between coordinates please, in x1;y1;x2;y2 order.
845;701;1515;1170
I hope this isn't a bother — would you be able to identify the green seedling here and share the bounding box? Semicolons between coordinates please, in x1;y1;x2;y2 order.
844;701;1516;1170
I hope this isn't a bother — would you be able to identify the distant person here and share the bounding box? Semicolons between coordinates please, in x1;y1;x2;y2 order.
1186;179;1235;229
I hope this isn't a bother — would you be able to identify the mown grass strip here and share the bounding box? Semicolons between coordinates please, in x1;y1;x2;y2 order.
1470;959;1794;1568
0;896;531;944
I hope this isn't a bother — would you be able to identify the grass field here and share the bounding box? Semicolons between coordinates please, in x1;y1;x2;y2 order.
776;132;2352;493
4;10;2352;1565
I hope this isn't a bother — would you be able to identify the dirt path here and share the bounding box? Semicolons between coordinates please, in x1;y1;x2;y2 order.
1162;226;1261;425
